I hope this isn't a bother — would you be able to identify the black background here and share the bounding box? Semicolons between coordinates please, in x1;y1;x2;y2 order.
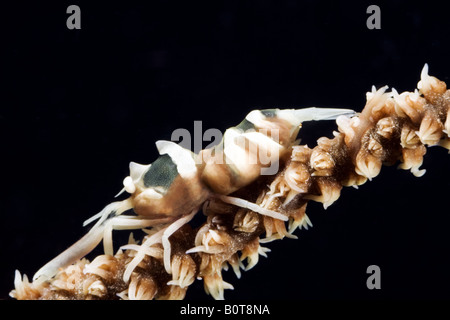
1;0;449;301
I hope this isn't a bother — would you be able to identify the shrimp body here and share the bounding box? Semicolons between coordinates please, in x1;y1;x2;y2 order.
200;108;352;194
32;107;354;282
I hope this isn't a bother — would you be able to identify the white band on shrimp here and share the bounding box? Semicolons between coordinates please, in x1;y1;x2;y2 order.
156;140;197;179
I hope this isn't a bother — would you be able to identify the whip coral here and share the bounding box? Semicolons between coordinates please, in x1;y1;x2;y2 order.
10;65;450;300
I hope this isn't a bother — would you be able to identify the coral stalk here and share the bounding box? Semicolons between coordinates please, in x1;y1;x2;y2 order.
11;65;450;300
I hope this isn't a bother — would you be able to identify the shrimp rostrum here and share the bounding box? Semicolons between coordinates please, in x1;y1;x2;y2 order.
32;107;355;282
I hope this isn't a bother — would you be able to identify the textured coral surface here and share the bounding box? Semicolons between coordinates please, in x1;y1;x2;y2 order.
11;67;450;300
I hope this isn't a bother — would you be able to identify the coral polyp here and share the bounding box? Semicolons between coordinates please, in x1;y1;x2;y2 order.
11;65;449;300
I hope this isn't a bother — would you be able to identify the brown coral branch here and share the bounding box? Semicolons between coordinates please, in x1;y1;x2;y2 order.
11;66;450;300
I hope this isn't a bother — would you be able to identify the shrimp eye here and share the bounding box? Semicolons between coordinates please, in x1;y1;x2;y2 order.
123;176;136;194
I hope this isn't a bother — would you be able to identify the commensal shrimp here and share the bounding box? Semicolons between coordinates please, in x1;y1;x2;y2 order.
31;106;354;282
12;64;449;300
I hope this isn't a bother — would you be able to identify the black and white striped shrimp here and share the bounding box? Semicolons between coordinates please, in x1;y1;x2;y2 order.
32;107;354;282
